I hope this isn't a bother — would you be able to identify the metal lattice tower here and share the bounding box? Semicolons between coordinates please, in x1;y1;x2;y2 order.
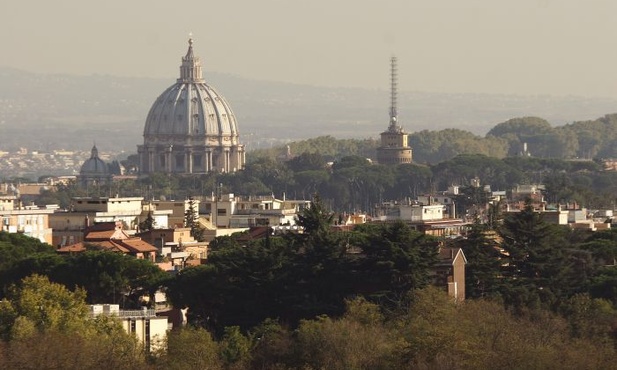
389;56;398;129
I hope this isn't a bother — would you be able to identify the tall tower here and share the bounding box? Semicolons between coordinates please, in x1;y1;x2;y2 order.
376;56;412;165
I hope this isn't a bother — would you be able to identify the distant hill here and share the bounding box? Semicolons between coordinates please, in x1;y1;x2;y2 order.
1;67;616;154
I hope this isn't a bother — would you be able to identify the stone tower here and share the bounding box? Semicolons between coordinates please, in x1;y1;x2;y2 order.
376;56;412;165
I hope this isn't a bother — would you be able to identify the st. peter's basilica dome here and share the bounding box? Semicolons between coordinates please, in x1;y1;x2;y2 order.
138;38;245;174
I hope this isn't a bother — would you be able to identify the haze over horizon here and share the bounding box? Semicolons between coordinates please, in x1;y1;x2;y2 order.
3;0;617;99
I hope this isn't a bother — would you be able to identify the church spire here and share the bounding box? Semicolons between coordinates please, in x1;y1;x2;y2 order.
388;56;402;132
178;37;204;83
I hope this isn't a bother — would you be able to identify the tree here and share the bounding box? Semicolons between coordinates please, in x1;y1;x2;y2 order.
294;298;398;370
287;152;326;172
139;210;156;232
295;194;333;237
589;267;617;306
454;219;502;299
288;195;355;320
56;251;169;307
157;326;222;370
452;185;490;219
248;318;294;369
184;197;205;242
0;274;90;340
331;155;370;171
0;232;56;294
0;275;145;369
499;200;573;308
354;222;438;306
393;163;433;199
219;326;252;368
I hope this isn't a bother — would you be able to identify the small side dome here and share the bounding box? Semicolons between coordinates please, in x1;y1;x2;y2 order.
80;145;109;175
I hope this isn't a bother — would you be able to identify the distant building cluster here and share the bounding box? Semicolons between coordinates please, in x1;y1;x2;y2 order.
0;148;93;179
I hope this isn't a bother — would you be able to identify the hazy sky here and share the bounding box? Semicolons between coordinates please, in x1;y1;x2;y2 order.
3;0;617;98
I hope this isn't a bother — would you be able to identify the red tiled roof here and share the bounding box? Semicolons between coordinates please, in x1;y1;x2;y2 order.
57;242;87;253
117;238;158;253
236;226;272;242
93;240;130;253
56;241;129;253
185;259;202;266
85;229;129;241
56;224;157;255
86;222;117;231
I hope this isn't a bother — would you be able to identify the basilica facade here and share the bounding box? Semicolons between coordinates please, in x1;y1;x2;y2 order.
138;39;245;175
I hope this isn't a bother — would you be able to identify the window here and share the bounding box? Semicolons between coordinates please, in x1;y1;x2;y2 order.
217;208;227;216
145;319;151;352
256;218;269;226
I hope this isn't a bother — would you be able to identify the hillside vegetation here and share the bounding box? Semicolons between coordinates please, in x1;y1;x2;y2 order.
251;114;617;164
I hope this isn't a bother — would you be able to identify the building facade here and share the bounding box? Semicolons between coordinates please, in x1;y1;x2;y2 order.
49;196;171;246
200;193;311;229
0;195;54;244
90;304;168;353
432;247;467;301
138;38;245;174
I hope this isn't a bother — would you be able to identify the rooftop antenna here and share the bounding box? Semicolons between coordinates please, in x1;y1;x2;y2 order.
388;56;400;132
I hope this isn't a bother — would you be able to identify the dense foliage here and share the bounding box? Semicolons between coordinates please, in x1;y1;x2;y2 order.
28;151;617;215
4;280;616;369
4;193;617;367
0;238;169;308
0;275;145;369
248;113;617;165
166;198;438;333
489;115;617;159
